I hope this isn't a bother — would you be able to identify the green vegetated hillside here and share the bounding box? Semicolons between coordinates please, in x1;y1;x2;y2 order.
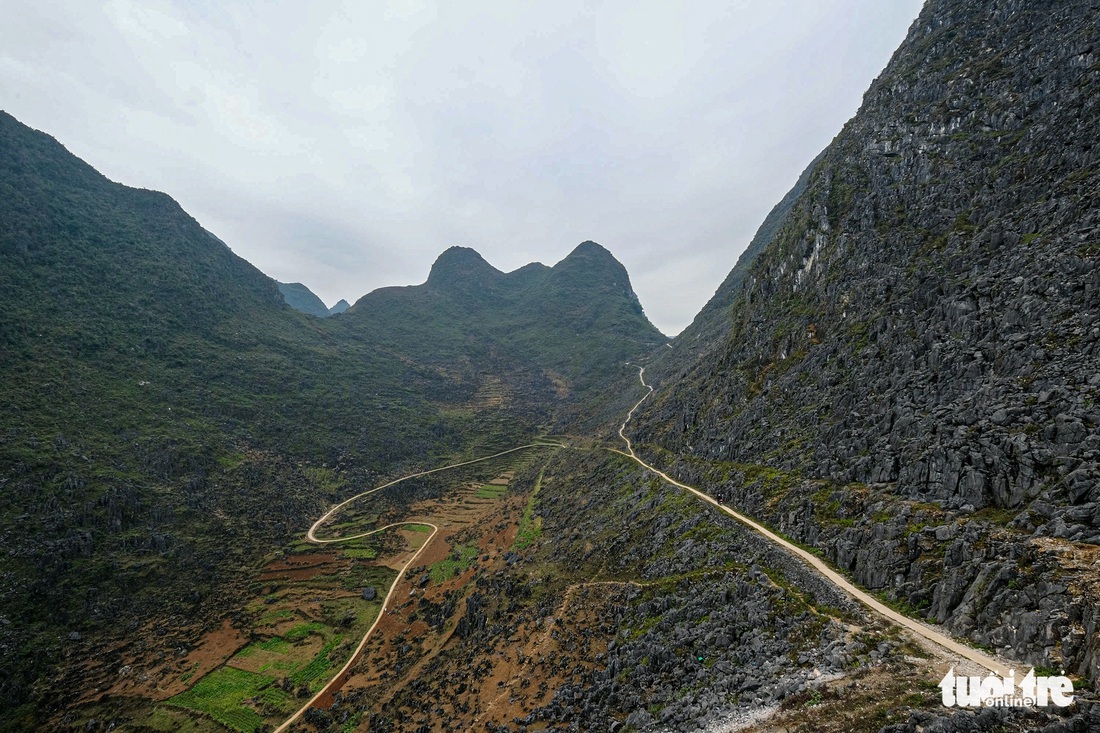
340;242;666;403
277;281;350;317
631;0;1100;697
0;111;662;729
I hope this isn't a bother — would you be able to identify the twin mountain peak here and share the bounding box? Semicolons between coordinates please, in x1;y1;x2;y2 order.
423;240;634;297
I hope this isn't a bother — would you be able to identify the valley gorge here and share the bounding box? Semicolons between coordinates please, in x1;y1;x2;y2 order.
2;0;1100;731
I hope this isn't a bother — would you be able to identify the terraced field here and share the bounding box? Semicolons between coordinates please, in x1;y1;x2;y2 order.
129;444;560;732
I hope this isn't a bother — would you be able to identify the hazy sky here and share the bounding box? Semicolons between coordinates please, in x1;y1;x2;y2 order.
1;0;923;335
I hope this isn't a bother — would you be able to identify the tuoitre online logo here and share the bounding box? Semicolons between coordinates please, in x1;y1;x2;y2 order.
939;667;1075;708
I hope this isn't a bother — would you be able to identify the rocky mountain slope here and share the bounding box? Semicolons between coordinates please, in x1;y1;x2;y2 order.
662;150;825;365
5;0;1100;729
330;448;908;732
631;0;1100;692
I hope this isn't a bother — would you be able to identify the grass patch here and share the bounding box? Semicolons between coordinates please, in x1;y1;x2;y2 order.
322;595;382;629
875;590;929;618
302;466;345;493
970;506;1015;525
234;636;291;659
513;468;545;550
342;712;365;732
291;637;343;689
168;666;271;733
474;483;508;499
430;545;480;582
284;622;326;642
179;662;199;683
257;684;291;708
285;538;320;554
141;706;210;732
341;563;398;593
258;636;291;654
258;608;295;625
216;452;246;470
342;547;378;559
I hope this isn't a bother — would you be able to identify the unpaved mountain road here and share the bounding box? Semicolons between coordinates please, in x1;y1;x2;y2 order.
273;521;439;733
617;364;1014;679
307;443;564;543
276;366;1012;732
277;443;563;733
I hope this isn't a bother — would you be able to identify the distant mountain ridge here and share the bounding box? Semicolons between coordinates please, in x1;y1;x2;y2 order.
342;240;664;400
277;281;330;317
277;281;350;317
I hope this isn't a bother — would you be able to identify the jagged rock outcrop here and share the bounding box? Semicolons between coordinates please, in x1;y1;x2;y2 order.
633;0;1100;687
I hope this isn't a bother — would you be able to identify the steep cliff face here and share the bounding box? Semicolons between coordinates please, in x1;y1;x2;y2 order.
658;150;825;365
633;0;1100;682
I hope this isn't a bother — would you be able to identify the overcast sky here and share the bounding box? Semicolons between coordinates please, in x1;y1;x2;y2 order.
1;0;923;335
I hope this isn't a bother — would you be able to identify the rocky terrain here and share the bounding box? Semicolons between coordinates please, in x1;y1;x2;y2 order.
326;447;918;733
632;0;1100;696
4;0;1100;730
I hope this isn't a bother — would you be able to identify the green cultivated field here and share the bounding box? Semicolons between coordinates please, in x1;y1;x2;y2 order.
168;667;271;732
474;483;508;498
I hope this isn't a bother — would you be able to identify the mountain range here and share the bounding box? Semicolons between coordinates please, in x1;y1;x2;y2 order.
0;108;662;730
1;0;1099;730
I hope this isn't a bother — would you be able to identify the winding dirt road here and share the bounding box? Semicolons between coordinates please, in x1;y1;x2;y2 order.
617;365;1013;678
276;443;561;733
273;521;438;733
308;444;563;543
274;367;1012;732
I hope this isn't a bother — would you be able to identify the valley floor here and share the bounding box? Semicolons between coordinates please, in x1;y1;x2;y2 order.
60;377;1097;733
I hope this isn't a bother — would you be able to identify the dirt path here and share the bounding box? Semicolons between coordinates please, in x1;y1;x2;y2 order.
277;443;563;733
617;365;1014;678
472;579;649;726
273;520;438;733
307;443;564;543
276;365;1014;732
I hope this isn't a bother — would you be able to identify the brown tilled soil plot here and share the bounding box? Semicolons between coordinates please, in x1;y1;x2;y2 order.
85;618;250;704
